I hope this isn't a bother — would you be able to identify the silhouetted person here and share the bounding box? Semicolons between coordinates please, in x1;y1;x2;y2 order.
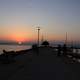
76;49;79;54
3;50;9;63
3;49;7;53
70;46;73;53
3;50;8;57
57;44;62;56
32;44;39;56
62;44;67;56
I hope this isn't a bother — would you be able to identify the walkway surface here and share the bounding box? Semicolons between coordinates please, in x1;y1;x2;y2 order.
33;47;80;80
0;47;80;80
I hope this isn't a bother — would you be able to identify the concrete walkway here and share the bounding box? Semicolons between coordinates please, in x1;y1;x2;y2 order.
0;47;80;80
33;47;80;80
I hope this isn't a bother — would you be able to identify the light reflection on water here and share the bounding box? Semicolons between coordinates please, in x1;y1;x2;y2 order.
0;45;31;54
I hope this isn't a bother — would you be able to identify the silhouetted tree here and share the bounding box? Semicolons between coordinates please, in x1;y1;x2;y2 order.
41;41;49;46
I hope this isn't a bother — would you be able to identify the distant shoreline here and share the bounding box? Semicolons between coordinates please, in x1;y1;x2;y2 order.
0;44;32;46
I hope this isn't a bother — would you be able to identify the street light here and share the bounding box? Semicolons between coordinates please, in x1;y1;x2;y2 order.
37;27;40;47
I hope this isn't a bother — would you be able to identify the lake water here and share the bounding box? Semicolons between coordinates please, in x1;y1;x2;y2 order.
0;45;31;54
0;44;80;55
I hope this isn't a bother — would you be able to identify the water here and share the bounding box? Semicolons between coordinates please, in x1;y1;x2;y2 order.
0;45;31;54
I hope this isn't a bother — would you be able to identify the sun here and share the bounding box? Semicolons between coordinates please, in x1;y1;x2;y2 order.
18;41;22;45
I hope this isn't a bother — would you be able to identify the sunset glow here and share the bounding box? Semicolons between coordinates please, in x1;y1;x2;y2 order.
0;30;36;42
18;41;22;45
0;0;80;43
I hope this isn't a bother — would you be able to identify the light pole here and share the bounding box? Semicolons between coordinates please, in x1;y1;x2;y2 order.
65;32;67;45
37;27;40;47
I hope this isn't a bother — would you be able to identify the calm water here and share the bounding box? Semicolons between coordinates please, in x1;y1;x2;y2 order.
0;45;31;54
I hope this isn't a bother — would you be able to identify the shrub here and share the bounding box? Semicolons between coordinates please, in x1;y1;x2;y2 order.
41;41;49;46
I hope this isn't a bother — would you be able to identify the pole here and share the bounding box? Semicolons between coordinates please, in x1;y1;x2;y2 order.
65;32;67;45
37;27;40;47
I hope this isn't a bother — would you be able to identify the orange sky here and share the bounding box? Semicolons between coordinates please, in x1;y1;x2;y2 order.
0;25;37;42
0;0;80;43
0;26;80;43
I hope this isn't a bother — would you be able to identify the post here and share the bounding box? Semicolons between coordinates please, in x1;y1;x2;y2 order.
65;32;67;45
37;27;40;47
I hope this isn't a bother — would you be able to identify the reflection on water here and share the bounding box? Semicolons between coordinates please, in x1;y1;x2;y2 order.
0;45;31;54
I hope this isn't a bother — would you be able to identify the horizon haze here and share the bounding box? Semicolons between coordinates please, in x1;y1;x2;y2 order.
0;0;80;43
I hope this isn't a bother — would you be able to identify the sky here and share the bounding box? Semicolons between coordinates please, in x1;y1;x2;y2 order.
0;0;80;43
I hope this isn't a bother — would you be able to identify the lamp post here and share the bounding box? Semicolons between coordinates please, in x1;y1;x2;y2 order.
65;32;67;45
37;27;40;47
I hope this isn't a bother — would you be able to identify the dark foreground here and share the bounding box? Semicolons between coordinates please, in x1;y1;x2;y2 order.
0;46;80;80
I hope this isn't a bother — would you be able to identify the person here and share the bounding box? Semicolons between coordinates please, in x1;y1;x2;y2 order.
62;44;67;56
57;44;62;56
3;50;9;63
32;44;39;56
69;46;73;53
